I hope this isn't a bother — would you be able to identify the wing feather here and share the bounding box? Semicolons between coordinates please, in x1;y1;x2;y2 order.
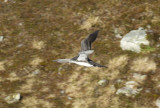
80;30;99;51
88;58;107;67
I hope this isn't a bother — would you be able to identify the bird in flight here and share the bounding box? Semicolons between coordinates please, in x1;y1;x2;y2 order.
53;30;106;67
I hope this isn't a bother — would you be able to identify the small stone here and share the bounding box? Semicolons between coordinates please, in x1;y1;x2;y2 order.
116;81;142;97
114;28;119;34
4;93;21;104
133;73;147;83
0;36;3;42
156;44;160;48
98;79;108;86
18;23;23;26
17;44;23;48
145;89;151;93
155;98;160;108
32;69;40;75
60;90;65;94
116;87;142;97
125;81;138;88
146;25;151;29
115;34;122;39
67;96;72;100
116;79;123;83
132;19;135;21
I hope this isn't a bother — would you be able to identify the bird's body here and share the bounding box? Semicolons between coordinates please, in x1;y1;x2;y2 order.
53;30;106;67
70;60;93;67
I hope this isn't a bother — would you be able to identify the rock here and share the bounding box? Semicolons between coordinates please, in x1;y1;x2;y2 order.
116;87;141;97
0;36;3;42
125;81;138;88
155;98;160;108
114;28;122;39
98;79;108;86
60;90;65;94
16;44;23;48
67;96;72;100
146;25;151;29
4;93;21;104
145;89;151;93
18;23;23;26
120;28;149;53
156;44;160;48
116;79;124;83
116;81;142;97
32;69;40;75
114;28;119;34
115;34;122;39
133;73;147;83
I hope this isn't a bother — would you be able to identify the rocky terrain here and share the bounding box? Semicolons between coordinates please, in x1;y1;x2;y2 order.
0;0;160;108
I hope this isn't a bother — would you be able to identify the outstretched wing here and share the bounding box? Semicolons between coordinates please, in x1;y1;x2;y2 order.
81;30;99;51
71;56;79;60
88;58;107;67
53;59;70;63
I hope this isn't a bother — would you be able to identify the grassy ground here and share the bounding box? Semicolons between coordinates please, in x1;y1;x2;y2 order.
0;0;160;108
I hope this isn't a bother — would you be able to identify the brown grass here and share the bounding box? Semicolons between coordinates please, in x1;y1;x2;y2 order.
21;96;55;108
30;57;43;67
58;66;121;108
108;55;129;70
17;77;35;93
0;61;6;71
32;40;45;50
80;16;100;30
130;57;156;73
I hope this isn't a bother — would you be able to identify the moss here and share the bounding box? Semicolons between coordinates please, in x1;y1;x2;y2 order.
141;46;156;53
53;97;65;108
119;95;135;108
90;74;100;81
1;80;25;93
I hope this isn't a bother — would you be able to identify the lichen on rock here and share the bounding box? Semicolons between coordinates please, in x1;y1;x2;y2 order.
120;28;149;53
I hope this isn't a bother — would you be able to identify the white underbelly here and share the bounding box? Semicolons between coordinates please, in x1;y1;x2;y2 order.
70;61;93;67
77;54;87;61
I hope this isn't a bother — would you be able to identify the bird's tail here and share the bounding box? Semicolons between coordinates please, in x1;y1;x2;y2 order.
53;59;70;63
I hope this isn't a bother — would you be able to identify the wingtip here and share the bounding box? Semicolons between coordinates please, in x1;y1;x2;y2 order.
104;66;108;68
